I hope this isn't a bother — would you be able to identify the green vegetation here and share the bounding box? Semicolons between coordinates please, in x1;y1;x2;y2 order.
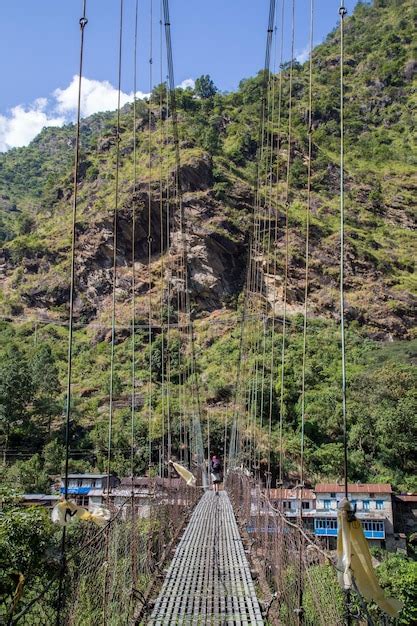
0;503;59;611
0;317;415;493
0;493;157;623
370;551;417;624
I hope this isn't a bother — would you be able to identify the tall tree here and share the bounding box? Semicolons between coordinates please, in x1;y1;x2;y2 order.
0;348;33;464
194;75;217;99
31;344;61;435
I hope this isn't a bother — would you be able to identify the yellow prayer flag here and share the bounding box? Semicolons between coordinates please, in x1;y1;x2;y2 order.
337;498;402;618
170;461;196;486
52;499;111;527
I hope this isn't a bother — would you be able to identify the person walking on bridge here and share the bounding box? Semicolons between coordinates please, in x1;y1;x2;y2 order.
210;454;223;494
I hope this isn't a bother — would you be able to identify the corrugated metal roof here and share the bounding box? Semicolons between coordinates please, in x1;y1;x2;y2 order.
268;488;315;500
22;494;59;501
315;483;392;494
395;494;417;502
120;476;182;489
66;473;108;479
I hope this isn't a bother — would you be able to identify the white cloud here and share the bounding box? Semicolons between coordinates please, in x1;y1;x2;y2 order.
54;75;150;118
0;98;65;152
0;75;195;152
296;46;310;64
178;78;195;90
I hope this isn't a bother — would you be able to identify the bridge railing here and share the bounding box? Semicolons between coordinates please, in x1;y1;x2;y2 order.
6;478;201;626
226;470;346;626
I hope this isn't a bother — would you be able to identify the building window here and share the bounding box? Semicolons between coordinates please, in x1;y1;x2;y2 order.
316;518;337;530
302;501;310;510
330;492;336;498
363;500;370;511
324;499;331;510
283;501;292;510
351;499;357;508
362;521;384;533
376;500;384;510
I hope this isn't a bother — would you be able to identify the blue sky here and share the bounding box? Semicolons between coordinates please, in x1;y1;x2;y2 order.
0;0;361;151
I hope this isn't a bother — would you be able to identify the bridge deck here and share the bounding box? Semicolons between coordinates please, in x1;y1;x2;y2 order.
148;491;264;625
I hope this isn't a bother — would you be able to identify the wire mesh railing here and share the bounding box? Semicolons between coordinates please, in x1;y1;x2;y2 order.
4;481;200;625
227;470;347;626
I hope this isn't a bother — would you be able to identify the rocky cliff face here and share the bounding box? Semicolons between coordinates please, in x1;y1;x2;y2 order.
0;0;415;338
2;148;414;339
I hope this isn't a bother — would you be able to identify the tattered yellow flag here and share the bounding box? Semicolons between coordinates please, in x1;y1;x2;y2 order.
170;461;196;486
337;498;403;618
52;499;111;527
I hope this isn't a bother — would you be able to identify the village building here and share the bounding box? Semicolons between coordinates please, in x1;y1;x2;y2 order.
20;494;60;509
314;483;394;547
59;473;120;507
267;488;316;531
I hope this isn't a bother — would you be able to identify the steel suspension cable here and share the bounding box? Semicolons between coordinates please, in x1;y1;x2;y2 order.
131;0;139;492
130;0;139;590
339;0;349;501
106;0;124;498
165;78;172;467
339;8;352;625
162;0;205;482
158;1;166;477
299;0;314;492
246;0;276;472
258;12;280;480
102;5;124;622
147;0;154;470
278;0;295;486
56;3;88;623
268;0;285;483
296;3;314;620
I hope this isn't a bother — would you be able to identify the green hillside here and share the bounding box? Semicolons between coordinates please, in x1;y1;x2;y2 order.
0;0;416;494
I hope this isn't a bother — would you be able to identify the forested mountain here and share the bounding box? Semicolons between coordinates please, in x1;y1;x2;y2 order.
0;0;416;494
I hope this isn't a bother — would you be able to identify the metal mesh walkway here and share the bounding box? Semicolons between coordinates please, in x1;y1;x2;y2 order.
148;491;264;625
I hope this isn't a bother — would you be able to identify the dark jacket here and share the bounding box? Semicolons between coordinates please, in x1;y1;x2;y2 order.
211;459;222;473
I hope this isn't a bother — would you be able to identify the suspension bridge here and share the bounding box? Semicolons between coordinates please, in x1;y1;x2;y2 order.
3;0;405;625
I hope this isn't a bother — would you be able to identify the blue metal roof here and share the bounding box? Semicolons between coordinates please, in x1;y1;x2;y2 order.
60;487;90;495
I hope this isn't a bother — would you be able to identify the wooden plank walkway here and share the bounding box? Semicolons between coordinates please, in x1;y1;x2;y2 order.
148;491;264;625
